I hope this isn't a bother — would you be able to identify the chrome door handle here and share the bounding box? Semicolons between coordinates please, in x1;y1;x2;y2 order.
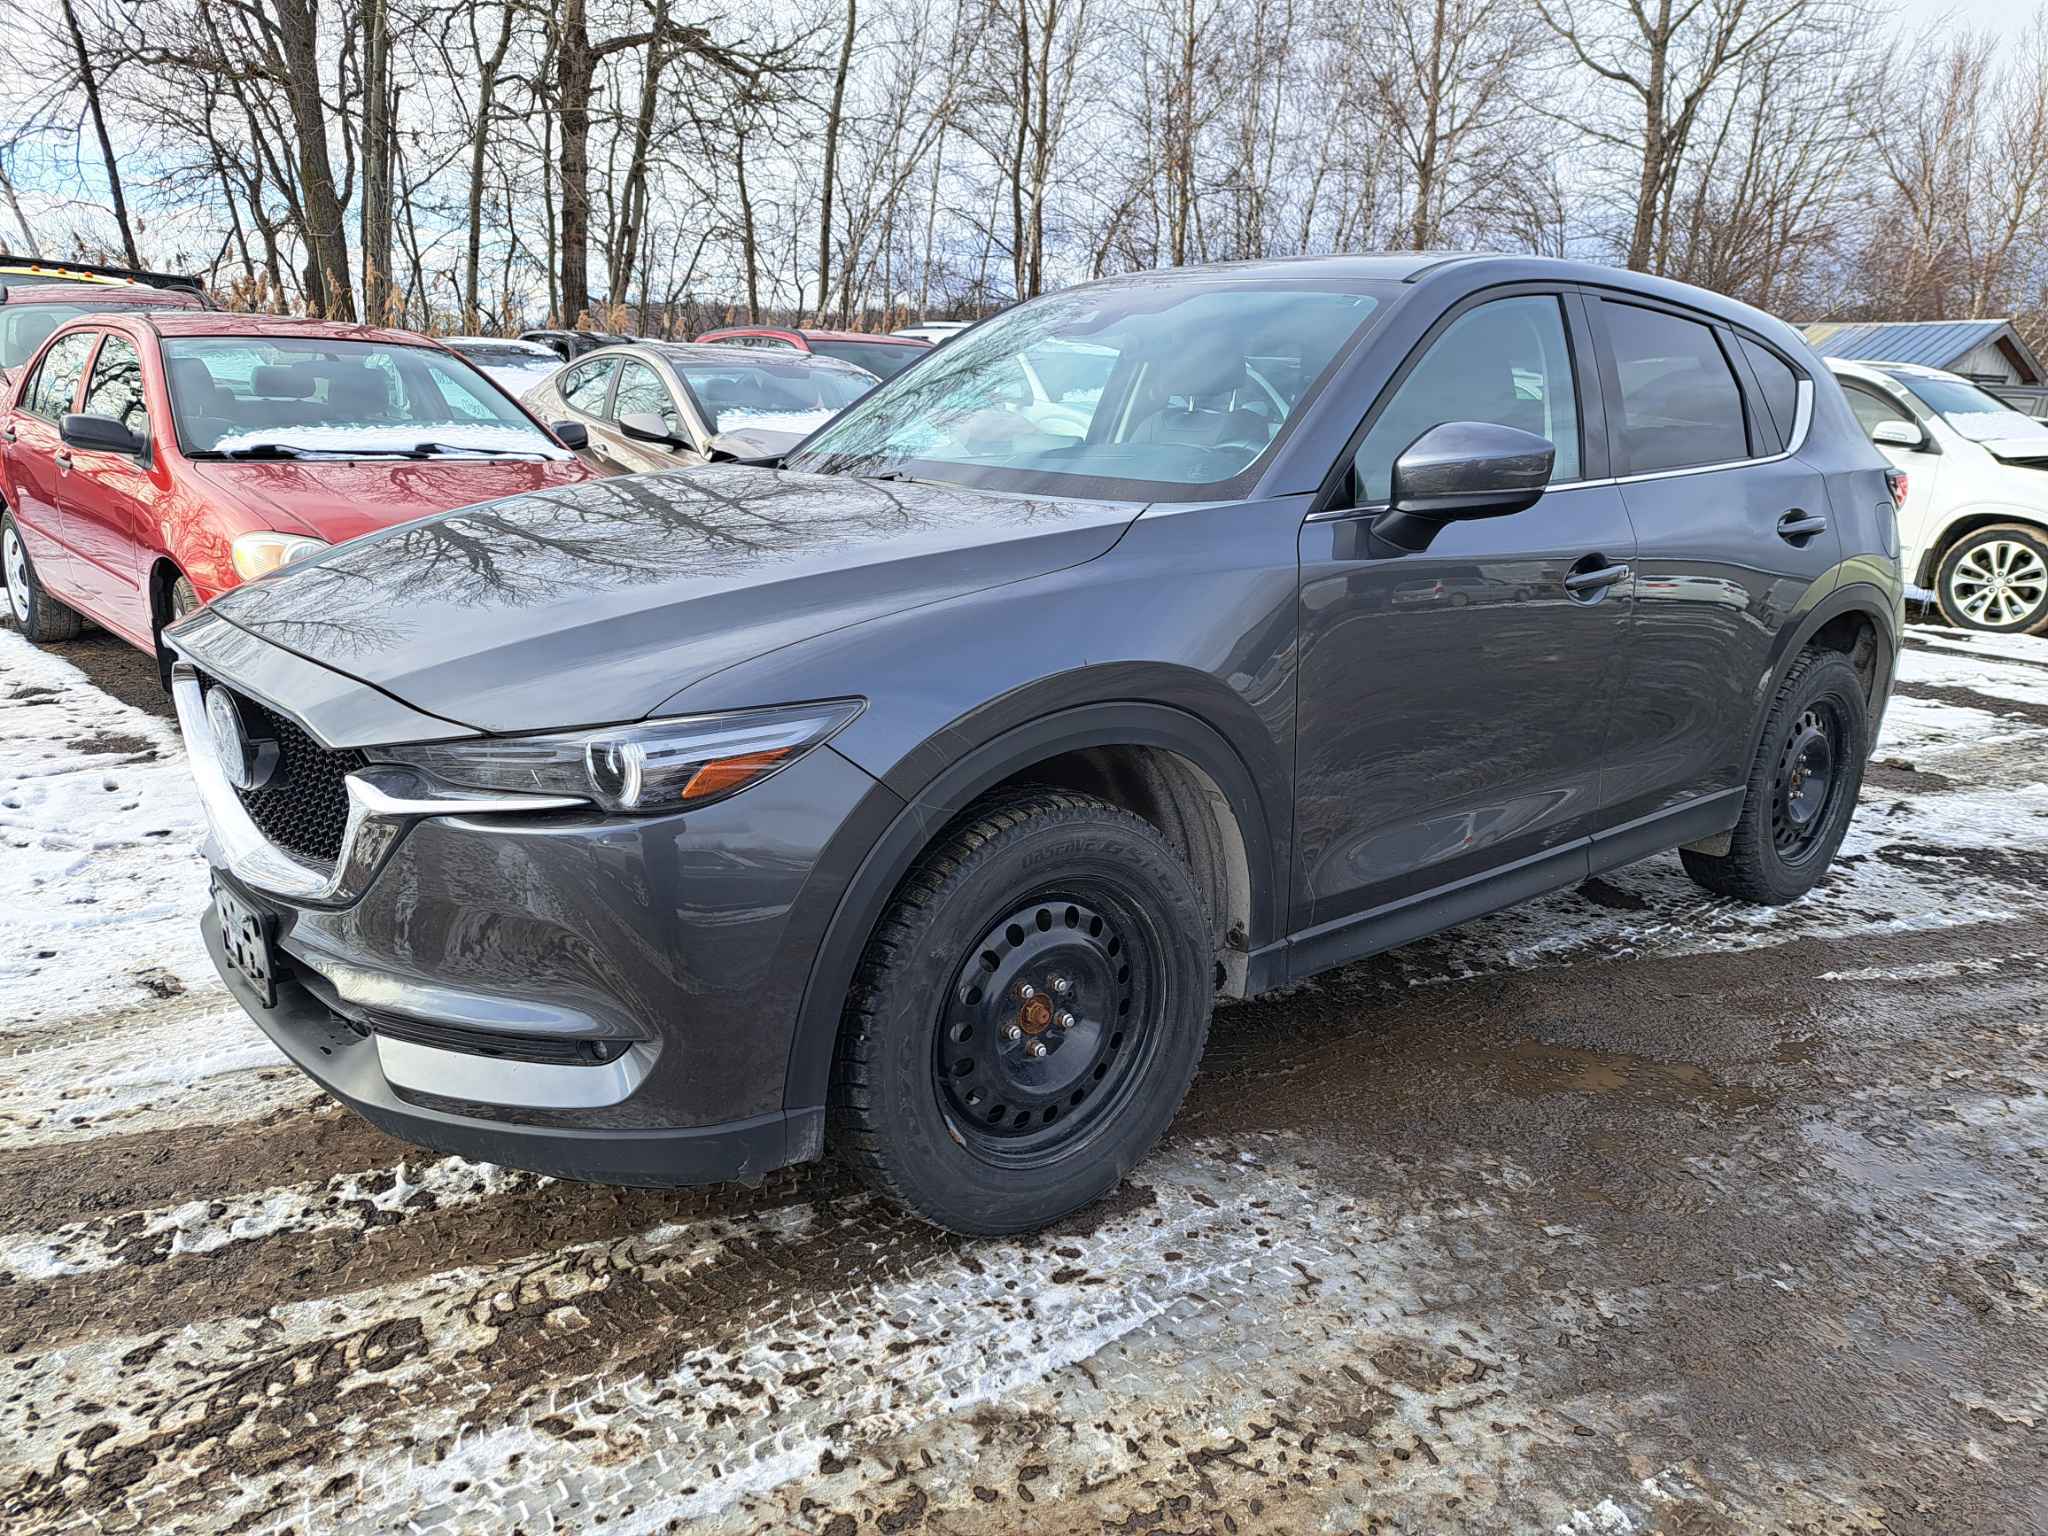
53;450;72;470
1564;561;1631;595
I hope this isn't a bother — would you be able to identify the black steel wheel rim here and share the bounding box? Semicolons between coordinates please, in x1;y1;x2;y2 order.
933;886;1164;1169
1771;701;1844;864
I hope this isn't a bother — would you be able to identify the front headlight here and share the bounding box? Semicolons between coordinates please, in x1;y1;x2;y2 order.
383;700;865;814
232;531;327;581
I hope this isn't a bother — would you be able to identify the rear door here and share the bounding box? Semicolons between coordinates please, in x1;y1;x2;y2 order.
1592;297;1841;843
4;329;98;603
1293;288;1636;951
57;331;159;643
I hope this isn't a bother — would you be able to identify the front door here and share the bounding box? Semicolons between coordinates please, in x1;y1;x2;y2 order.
601;358;702;473
57;333;157;642
3;329;98;604
1294;292;1635;949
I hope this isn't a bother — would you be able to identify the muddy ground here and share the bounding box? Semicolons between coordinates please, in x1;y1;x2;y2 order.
2;614;2046;1535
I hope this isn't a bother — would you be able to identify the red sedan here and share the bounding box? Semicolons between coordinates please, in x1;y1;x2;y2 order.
1;312;595;659
692;325;929;380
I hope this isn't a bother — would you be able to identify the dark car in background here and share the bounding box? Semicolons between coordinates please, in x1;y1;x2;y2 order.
520;328;633;363
1;312;593;659
694;324;929;379
0;257;210;391
442;335;568;397
168;255;1902;1236
522;340;877;474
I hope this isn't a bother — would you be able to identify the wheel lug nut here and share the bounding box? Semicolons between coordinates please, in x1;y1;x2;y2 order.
1057;1010;1076;1030
1003;1023;1023;1042
1027;1040;1048;1058
1015;982;1035;1002
1051;976;1072;996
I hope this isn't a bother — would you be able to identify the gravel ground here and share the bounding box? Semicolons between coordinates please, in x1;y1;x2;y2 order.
2;614;2046;1535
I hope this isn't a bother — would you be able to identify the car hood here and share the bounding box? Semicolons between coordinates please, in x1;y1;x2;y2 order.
205;465;1145;734
186;457;595;543
1983;436;2048;467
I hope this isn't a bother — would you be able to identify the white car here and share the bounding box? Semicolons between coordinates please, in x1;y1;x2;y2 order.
1830;359;2048;633
891;321;972;344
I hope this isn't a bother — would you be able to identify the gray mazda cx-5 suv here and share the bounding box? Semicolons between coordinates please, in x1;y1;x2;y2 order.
167;255;1903;1234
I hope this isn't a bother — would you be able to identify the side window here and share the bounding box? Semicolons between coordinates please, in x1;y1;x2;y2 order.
613;361;682;434
1845;382;1916;440
1738;337;1802;447
27;333;98;424
1354;295;1582;503
1602;302;1749;474
562;360;614;417
81;335;149;440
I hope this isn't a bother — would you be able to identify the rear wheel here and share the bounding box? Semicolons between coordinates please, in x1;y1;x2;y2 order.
1680;649;1867;905
830;789;1211;1235
2;512;84;643
1936;523;2048;634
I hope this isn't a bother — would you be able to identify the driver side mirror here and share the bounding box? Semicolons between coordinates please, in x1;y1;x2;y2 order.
1871;420;1926;451
1390;421;1554;519
60;412;145;458
619;410;687;449
549;420;589;451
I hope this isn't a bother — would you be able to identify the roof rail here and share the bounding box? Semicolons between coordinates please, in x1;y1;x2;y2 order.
0;256;211;304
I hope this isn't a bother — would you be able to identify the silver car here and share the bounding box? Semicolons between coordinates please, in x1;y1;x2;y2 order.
441;335;572;398
523;341;877;475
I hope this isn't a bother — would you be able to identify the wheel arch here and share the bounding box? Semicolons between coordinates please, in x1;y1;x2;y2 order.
782;698;1283;1117
1915;508;2048;590
1743;582;1898;765
147;555;194;687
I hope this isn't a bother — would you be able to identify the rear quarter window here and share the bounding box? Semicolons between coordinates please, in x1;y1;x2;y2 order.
1601;302;1750;474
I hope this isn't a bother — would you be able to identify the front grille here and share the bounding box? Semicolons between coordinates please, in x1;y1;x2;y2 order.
210;683;367;867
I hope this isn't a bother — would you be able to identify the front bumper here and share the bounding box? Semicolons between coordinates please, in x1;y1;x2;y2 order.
169;611;895;1184
203;905;815;1184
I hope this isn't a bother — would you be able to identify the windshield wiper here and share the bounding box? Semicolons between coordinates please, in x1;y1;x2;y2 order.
203;441;547;462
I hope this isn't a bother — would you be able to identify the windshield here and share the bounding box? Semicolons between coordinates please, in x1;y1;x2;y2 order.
1891;371;2048;443
675;356;874;436
163;337;566;459
808;339;923;378
787;278;1385;497
1;304;91;370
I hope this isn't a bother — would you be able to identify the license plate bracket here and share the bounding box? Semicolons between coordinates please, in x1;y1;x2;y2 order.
212;878;278;1008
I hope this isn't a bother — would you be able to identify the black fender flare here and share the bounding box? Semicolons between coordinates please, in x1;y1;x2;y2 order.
781;700;1282;1116
1739;579;1899;763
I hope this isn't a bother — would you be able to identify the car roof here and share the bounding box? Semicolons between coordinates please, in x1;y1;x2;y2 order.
701;325;925;346
0;281;206;307
1830;358;1952;380
594;340;879;378
125;311;448;345
1071;252;1810;351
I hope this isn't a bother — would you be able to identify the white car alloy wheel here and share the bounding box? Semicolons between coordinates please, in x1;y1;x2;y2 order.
1946;535;2048;631
3;523;28;624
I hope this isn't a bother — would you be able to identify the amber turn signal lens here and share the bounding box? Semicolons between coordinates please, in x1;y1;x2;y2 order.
681;748;794;802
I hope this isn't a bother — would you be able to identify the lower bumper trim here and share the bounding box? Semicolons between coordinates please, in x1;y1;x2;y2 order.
203;911;819;1188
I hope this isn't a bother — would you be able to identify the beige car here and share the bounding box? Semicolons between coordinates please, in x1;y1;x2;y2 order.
522;341;877;475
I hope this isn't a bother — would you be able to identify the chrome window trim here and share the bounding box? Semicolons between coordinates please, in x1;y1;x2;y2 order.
174;663;585;907
1308;377;1814;518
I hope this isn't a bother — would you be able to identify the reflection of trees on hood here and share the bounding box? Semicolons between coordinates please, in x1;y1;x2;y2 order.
218;465;1095;660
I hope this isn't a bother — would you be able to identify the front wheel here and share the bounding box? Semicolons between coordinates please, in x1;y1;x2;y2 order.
1681;648;1868;905
1937;523;2048;634
829;789;1212;1235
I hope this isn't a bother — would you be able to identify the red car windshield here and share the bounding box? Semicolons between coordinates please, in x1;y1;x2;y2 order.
163;337;567;460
